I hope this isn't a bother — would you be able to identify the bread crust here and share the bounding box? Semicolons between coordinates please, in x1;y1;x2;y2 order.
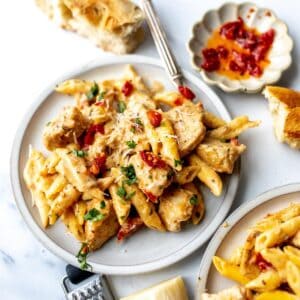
35;0;145;54
263;85;300;149
264;86;300;108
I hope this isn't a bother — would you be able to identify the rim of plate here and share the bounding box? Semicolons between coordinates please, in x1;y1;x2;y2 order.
10;55;240;275
197;182;300;297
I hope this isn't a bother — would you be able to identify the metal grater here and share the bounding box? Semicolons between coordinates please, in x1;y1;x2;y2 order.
61;266;115;300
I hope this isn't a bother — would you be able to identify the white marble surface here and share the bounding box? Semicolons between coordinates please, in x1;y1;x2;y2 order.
1;0;300;299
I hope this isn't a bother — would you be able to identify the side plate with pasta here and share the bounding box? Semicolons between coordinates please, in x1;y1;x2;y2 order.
198;183;300;300
11;56;254;274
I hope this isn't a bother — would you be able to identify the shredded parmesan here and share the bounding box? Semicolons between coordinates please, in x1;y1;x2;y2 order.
164;134;178;140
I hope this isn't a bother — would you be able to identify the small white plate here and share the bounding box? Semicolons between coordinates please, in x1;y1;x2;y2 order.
197;183;300;298
10;55;240;275
188;2;293;93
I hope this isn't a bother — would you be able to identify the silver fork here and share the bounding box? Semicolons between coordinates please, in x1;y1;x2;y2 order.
142;0;184;87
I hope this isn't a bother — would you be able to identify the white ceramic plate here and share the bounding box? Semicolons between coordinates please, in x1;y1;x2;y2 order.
197;183;300;298
188;2;293;93
10;55;240;275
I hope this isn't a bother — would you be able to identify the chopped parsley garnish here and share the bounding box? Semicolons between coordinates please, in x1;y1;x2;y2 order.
135;118;143;126
86;82;99;100
97;91;106;101
100;200;106;209
126;140;137;149
174;159;184;167
76;243;91;270
117;101;126;113
189;195;198;205
117;185;135;200
73;149;86;157
117;186;127;198
84;208;105;222
46;121;51;126
121;165;137;185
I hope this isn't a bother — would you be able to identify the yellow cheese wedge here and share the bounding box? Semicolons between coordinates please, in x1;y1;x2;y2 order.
120;276;189;300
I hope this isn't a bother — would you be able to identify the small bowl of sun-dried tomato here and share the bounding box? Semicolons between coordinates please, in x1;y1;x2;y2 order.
188;2;293;93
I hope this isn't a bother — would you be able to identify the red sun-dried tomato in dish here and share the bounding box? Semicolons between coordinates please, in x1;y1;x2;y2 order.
178;85;196;100
143;190;158;203
174;97;184;106
255;253;273;271
117;217;144;241
140;151;167;169
89;153;106;176
200;16;275;79
122;81;134;96
82;124;105;147
147;110;162;127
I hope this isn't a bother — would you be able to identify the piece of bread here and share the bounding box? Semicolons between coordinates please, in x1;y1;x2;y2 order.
35;0;145;54
202;286;250;300
263;86;300;149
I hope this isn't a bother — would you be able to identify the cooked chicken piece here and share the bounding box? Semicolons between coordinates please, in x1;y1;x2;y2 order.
166;101;206;156
263;85;300;149
43;106;88;150
202;286;250;300
196;138;246;174
55;148;97;193
85;199;119;251
159;188;194;232
129;153;172;200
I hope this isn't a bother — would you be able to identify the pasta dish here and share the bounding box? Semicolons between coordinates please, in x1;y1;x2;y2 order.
23;65;258;269
203;204;300;300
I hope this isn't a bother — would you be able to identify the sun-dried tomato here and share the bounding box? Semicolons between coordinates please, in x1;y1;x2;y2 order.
220;17;244;40
117;217;144;241
178;85;196;100
143;190;158;203
147;110;162;127
83;124;105;147
201;17;275;78
255;253;272;271
217;46;229;59
140;151;167;169
89;153;106;176
174;97;184;106
201;48;221;71
122;81;134;96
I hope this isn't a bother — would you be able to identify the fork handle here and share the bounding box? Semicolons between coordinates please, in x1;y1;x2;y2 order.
142;0;184;87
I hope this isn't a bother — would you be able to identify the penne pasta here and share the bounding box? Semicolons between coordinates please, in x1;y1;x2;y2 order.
188;154;223;196
155;114;181;170
207;116;260;140
213;256;252;285
255;216;300;251
286;261;300;296
202;111;227;129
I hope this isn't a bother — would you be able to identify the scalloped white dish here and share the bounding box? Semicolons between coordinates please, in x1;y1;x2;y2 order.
188;2;294;93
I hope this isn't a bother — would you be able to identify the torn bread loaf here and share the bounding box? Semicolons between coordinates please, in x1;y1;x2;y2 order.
35;0;145;54
202;286;250;300
263;86;300;149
